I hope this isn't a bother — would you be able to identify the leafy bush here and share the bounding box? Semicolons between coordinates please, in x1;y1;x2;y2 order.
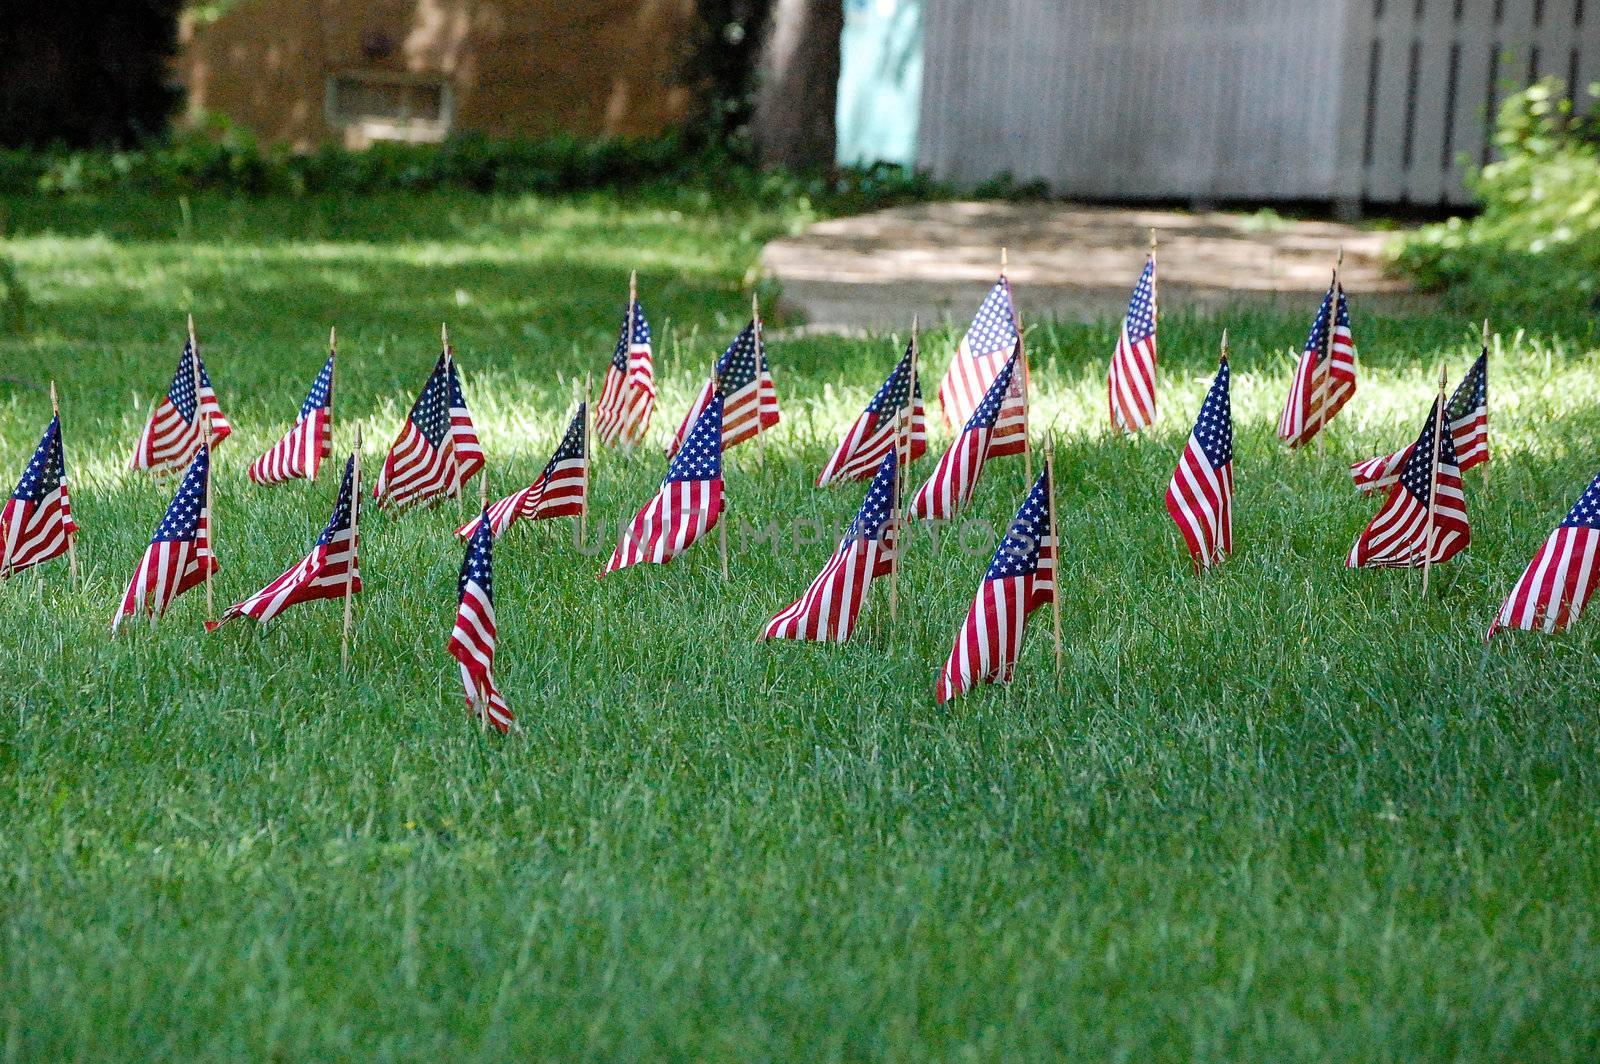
1392;78;1600;309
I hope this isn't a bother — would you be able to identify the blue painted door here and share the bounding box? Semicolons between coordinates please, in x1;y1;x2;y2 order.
835;0;924;167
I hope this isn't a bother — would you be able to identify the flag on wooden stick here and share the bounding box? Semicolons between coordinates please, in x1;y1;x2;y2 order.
1165;350;1233;572
1346;395;1469;569
1277;277;1356;447
595;278;655;447
1108;254;1158;432
210;454;360;628
457;403;587;539
937;277;1022;434
816;338;926;486
606;390;725;574
1489;465;1600;637
112;445;217;630
373;348;480;512
666;320;778;456
449;511;512;733
131;340;232;473
1352;348;1488;493
249;343;334;484
910;350;1018;521
2;410;77;578
763;448;898;642
935;466;1056;704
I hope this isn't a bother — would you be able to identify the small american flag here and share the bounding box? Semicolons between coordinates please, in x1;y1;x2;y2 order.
1277;281;1357;447
374;352;477;512
112;445;217;630
1347;397;1470;568
666;320;779;455
1489;465;1600;637
449;513;512;733
447;360;485;482
457;404;587;539
910;350;1018;520
595;295;655;447
1352;349;1489;493
1108;256;1158;432
763;448;899;642
131;341;232;473
606;390;724;574
937;278;1020;429
1;412;77;578
212;454;360;627
816;338;927;486
935;466;1056;704
1165;358;1233;572
248;349;334;485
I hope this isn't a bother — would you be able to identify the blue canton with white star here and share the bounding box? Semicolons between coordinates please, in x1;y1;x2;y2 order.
612;300;652;371
408;355;453;447
985;468;1052;580
11;416;65;504
1560;468;1600;529
167;342;215;423
1124;259;1155;343
715;321;765;392
1193;361;1233;467
666;391;723;484
152;447;209;543
1399;399;1461;504
841;448;897;548
316;455;357;545
459;514;494;604
964;351;1018;432
299;352;335;420
963;280;1020;359
1303;288;1333;354
1447;352;1488;421
864;341;918;417
447;360;471;414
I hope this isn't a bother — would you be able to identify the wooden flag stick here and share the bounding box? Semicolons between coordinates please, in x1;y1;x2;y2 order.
581;372;593;543
1421;363;1448;597
1480;318;1491;490
342;425;361;672
752;291;766;468
1046;439;1063;689
1313;247;1345;450
888;317;918;624
999;247;1032;482
326;324;337;482
189;314;214;623
48;380;79;587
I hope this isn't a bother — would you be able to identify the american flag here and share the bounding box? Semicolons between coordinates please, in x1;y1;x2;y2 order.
1108;256;1158;432
447;360;485;481
1346;397;1470;568
1165;358;1233;572
112;445;216;631
595;295;655;447
606;390;724;574
666;321;779;455
248;349;334;485
935;467;1056;704
1;412;77;578
373;353;477;512
763;448;899;642
816;338;927;486
457;404;587;539
131;341;232;473
936;277;1027;453
910;350;1018;520
1352;350;1489;493
1489;465;1600;637
449;513;512;733
212;454;360;627
1277;281;1357;447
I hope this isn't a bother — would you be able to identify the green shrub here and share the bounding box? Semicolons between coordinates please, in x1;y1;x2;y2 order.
1392;78;1600;309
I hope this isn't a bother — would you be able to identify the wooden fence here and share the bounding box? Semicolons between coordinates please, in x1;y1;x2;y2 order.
916;0;1600;206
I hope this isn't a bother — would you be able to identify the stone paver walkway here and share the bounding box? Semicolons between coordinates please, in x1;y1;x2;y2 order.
761;201;1423;334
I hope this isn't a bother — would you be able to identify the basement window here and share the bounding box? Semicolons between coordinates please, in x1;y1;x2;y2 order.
326;72;452;144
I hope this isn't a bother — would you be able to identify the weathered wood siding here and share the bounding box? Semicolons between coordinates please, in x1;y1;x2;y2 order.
918;0;1600;205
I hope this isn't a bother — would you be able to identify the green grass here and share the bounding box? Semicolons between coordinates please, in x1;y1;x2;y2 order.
3;190;1600;1062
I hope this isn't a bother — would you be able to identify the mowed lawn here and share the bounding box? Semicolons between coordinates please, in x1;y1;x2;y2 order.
3;190;1600;1062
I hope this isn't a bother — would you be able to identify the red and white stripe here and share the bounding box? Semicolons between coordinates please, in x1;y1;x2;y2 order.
1346;464;1469;568
909;421;997;521
1489;525;1600;637
131;390;231;474
373;424;458;512
667;376;779;456
111;518;215;630
987;355;1029;458
817;403;927;486
761;531;896;643
214;528;358;627
1449;404;1489;471
596;342;654;448
451;400;484;484
603;480;723;574
934;538;1055;704
1109;325;1157;432
0;487;75;579
456;458;587;539
1350;445;1412;494
249;407;330;485
1278;322;1356;448
1166;446;1232;574
449;578;512;733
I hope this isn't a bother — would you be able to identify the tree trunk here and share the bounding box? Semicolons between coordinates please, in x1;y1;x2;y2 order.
751;0;843;171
